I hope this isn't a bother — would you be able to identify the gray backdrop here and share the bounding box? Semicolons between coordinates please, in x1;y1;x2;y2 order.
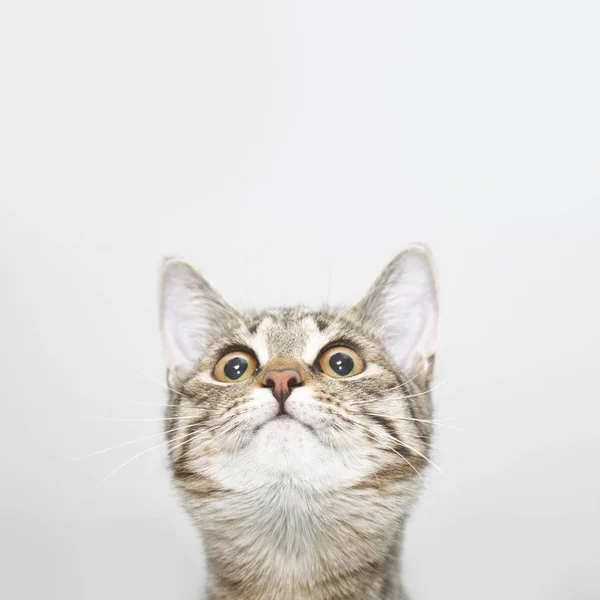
1;1;599;598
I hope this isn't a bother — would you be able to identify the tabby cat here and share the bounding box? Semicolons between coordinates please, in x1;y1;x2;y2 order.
159;245;439;600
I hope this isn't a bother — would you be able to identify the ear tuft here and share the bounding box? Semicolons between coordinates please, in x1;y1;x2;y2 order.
352;245;439;381
159;260;241;378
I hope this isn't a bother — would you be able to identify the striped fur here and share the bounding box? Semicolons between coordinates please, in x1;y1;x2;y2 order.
160;246;438;600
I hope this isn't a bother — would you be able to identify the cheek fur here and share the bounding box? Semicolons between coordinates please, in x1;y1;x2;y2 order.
168;311;433;495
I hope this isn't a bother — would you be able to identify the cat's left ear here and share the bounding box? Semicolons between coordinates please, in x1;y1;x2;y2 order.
351;245;439;383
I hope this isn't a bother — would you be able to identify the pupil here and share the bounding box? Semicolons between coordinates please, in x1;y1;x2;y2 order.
224;356;249;380
329;352;354;376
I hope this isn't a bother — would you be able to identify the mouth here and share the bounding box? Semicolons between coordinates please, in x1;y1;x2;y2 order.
253;413;317;436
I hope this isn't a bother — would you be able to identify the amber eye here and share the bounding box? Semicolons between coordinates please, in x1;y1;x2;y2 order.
319;346;365;379
213;351;258;383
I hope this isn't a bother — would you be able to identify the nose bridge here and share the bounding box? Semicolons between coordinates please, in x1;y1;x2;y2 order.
262;356;306;373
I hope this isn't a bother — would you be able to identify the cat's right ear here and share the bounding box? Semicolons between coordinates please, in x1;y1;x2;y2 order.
159;259;242;381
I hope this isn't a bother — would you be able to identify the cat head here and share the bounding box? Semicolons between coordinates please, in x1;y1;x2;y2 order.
159;246;438;495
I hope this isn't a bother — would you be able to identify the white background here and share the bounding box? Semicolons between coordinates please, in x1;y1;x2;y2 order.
1;1;599;598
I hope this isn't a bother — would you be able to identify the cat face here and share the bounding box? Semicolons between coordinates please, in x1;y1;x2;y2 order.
160;246;438;497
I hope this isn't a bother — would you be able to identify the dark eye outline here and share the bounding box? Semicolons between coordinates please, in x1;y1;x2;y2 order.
314;343;366;379
213;346;259;383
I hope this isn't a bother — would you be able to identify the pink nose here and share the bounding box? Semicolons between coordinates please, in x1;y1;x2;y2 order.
262;369;303;413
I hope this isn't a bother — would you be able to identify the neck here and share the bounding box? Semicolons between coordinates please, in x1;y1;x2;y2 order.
205;553;406;600
184;485;411;600
203;536;406;600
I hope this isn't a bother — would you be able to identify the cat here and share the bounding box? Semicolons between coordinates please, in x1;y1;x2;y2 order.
159;245;439;600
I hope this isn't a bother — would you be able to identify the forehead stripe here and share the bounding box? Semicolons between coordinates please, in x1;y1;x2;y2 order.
249;317;272;365
245;314;335;366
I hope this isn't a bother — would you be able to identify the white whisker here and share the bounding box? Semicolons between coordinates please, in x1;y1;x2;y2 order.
373;374;451;398
167;424;229;461
97;430;199;488
359;429;425;483
354;380;449;405
70;422;194;461
130;363;182;396
344;416;456;492
82;416;186;423
362;413;473;435
396;362;435;389
329;421;365;465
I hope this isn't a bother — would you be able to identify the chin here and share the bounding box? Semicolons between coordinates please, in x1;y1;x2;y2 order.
251;415;327;473
231;415;364;494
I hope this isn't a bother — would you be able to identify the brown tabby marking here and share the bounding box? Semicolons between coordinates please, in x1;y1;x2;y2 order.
159;246;439;600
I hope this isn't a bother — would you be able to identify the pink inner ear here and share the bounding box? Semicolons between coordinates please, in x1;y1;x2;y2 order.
351;247;439;377
160;259;242;375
